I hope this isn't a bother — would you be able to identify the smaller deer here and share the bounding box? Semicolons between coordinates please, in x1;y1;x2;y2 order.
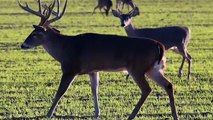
93;0;112;16
112;8;192;79
116;0;137;11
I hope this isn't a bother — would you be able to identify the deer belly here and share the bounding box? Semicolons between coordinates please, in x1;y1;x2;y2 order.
79;62;127;74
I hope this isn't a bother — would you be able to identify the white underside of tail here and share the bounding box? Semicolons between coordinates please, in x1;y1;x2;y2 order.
146;56;166;76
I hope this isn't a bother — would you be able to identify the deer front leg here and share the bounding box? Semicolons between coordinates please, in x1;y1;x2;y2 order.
89;72;100;118
46;72;76;118
92;6;98;15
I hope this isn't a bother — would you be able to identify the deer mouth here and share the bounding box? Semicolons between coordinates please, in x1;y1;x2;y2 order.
21;43;33;49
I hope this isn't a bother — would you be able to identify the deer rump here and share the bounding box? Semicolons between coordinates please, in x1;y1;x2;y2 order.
59;33;164;74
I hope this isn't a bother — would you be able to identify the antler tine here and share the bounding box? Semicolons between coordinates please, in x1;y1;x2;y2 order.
128;8;135;15
45;0;68;25
117;8;123;14
128;5;140;16
17;0;43;18
42;4;58;16
58;0;68;17
56;0;61;16
38;0;42;13
37;0;56;26
45;1;56;19
128;4;138;14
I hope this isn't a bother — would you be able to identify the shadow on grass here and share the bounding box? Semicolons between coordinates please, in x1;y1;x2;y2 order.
9;115;95;120
6;112;212;120
136;112;212;118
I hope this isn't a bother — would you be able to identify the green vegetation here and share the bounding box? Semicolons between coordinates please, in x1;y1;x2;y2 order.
0;0;212;119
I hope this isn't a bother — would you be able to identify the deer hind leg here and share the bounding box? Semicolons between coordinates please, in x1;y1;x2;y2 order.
99;7;106;16
104;8;109;16
89;72;100;118
46;72;77;118
186;51;192;79
178;56;185;78
127;71;152;120
146;69;179;120
177;46;192;79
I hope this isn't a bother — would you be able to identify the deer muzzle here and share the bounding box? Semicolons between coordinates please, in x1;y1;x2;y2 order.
21;43;33;49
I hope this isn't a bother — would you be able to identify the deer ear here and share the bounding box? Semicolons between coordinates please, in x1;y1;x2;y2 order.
112;10;120;17
33;25;45;31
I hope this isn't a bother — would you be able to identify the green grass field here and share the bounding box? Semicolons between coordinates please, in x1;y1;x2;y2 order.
0;0;212;119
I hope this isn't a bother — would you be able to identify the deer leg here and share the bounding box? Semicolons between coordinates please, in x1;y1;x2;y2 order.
92;6;98;14
186;51;192;79
146;70;179;120
104;8;109;16
178;47;192;79
171;47;185;78
128;71;152;120
46;72;76;118
89;72;100;118
99;8;105;16
178;56;185;78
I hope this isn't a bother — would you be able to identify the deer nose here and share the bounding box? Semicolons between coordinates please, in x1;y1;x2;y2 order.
121;23;125;27
21;43;30;49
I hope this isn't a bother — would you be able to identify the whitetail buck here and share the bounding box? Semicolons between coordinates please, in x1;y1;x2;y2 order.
93;0;112;16
116;0;137;11
112;8;192;79
18;0;179;119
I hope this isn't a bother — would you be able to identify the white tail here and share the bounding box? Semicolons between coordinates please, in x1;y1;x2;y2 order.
112;7;192;79
18;0;179;120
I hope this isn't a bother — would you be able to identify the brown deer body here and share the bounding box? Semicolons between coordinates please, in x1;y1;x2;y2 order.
112;8;192;79
93;0;112;16
18;0;179;120
116;0;136;11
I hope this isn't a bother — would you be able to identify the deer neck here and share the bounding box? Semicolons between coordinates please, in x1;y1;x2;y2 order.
42;29;68;62
124;22;136;37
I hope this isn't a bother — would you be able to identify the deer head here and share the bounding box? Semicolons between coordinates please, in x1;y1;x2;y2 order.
18;0;67;49
112;6;139;27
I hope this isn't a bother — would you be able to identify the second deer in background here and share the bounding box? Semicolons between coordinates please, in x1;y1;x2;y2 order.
112;8;192;79
93;0;112;16
116;0;136;11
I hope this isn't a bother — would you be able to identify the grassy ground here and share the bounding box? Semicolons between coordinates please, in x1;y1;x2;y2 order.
0;0;212;119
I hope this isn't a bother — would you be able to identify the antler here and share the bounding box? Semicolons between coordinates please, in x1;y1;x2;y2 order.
128;6;139;16
43;0;68;25
17;0;43;18
17;0;67;26
117;8;123;14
